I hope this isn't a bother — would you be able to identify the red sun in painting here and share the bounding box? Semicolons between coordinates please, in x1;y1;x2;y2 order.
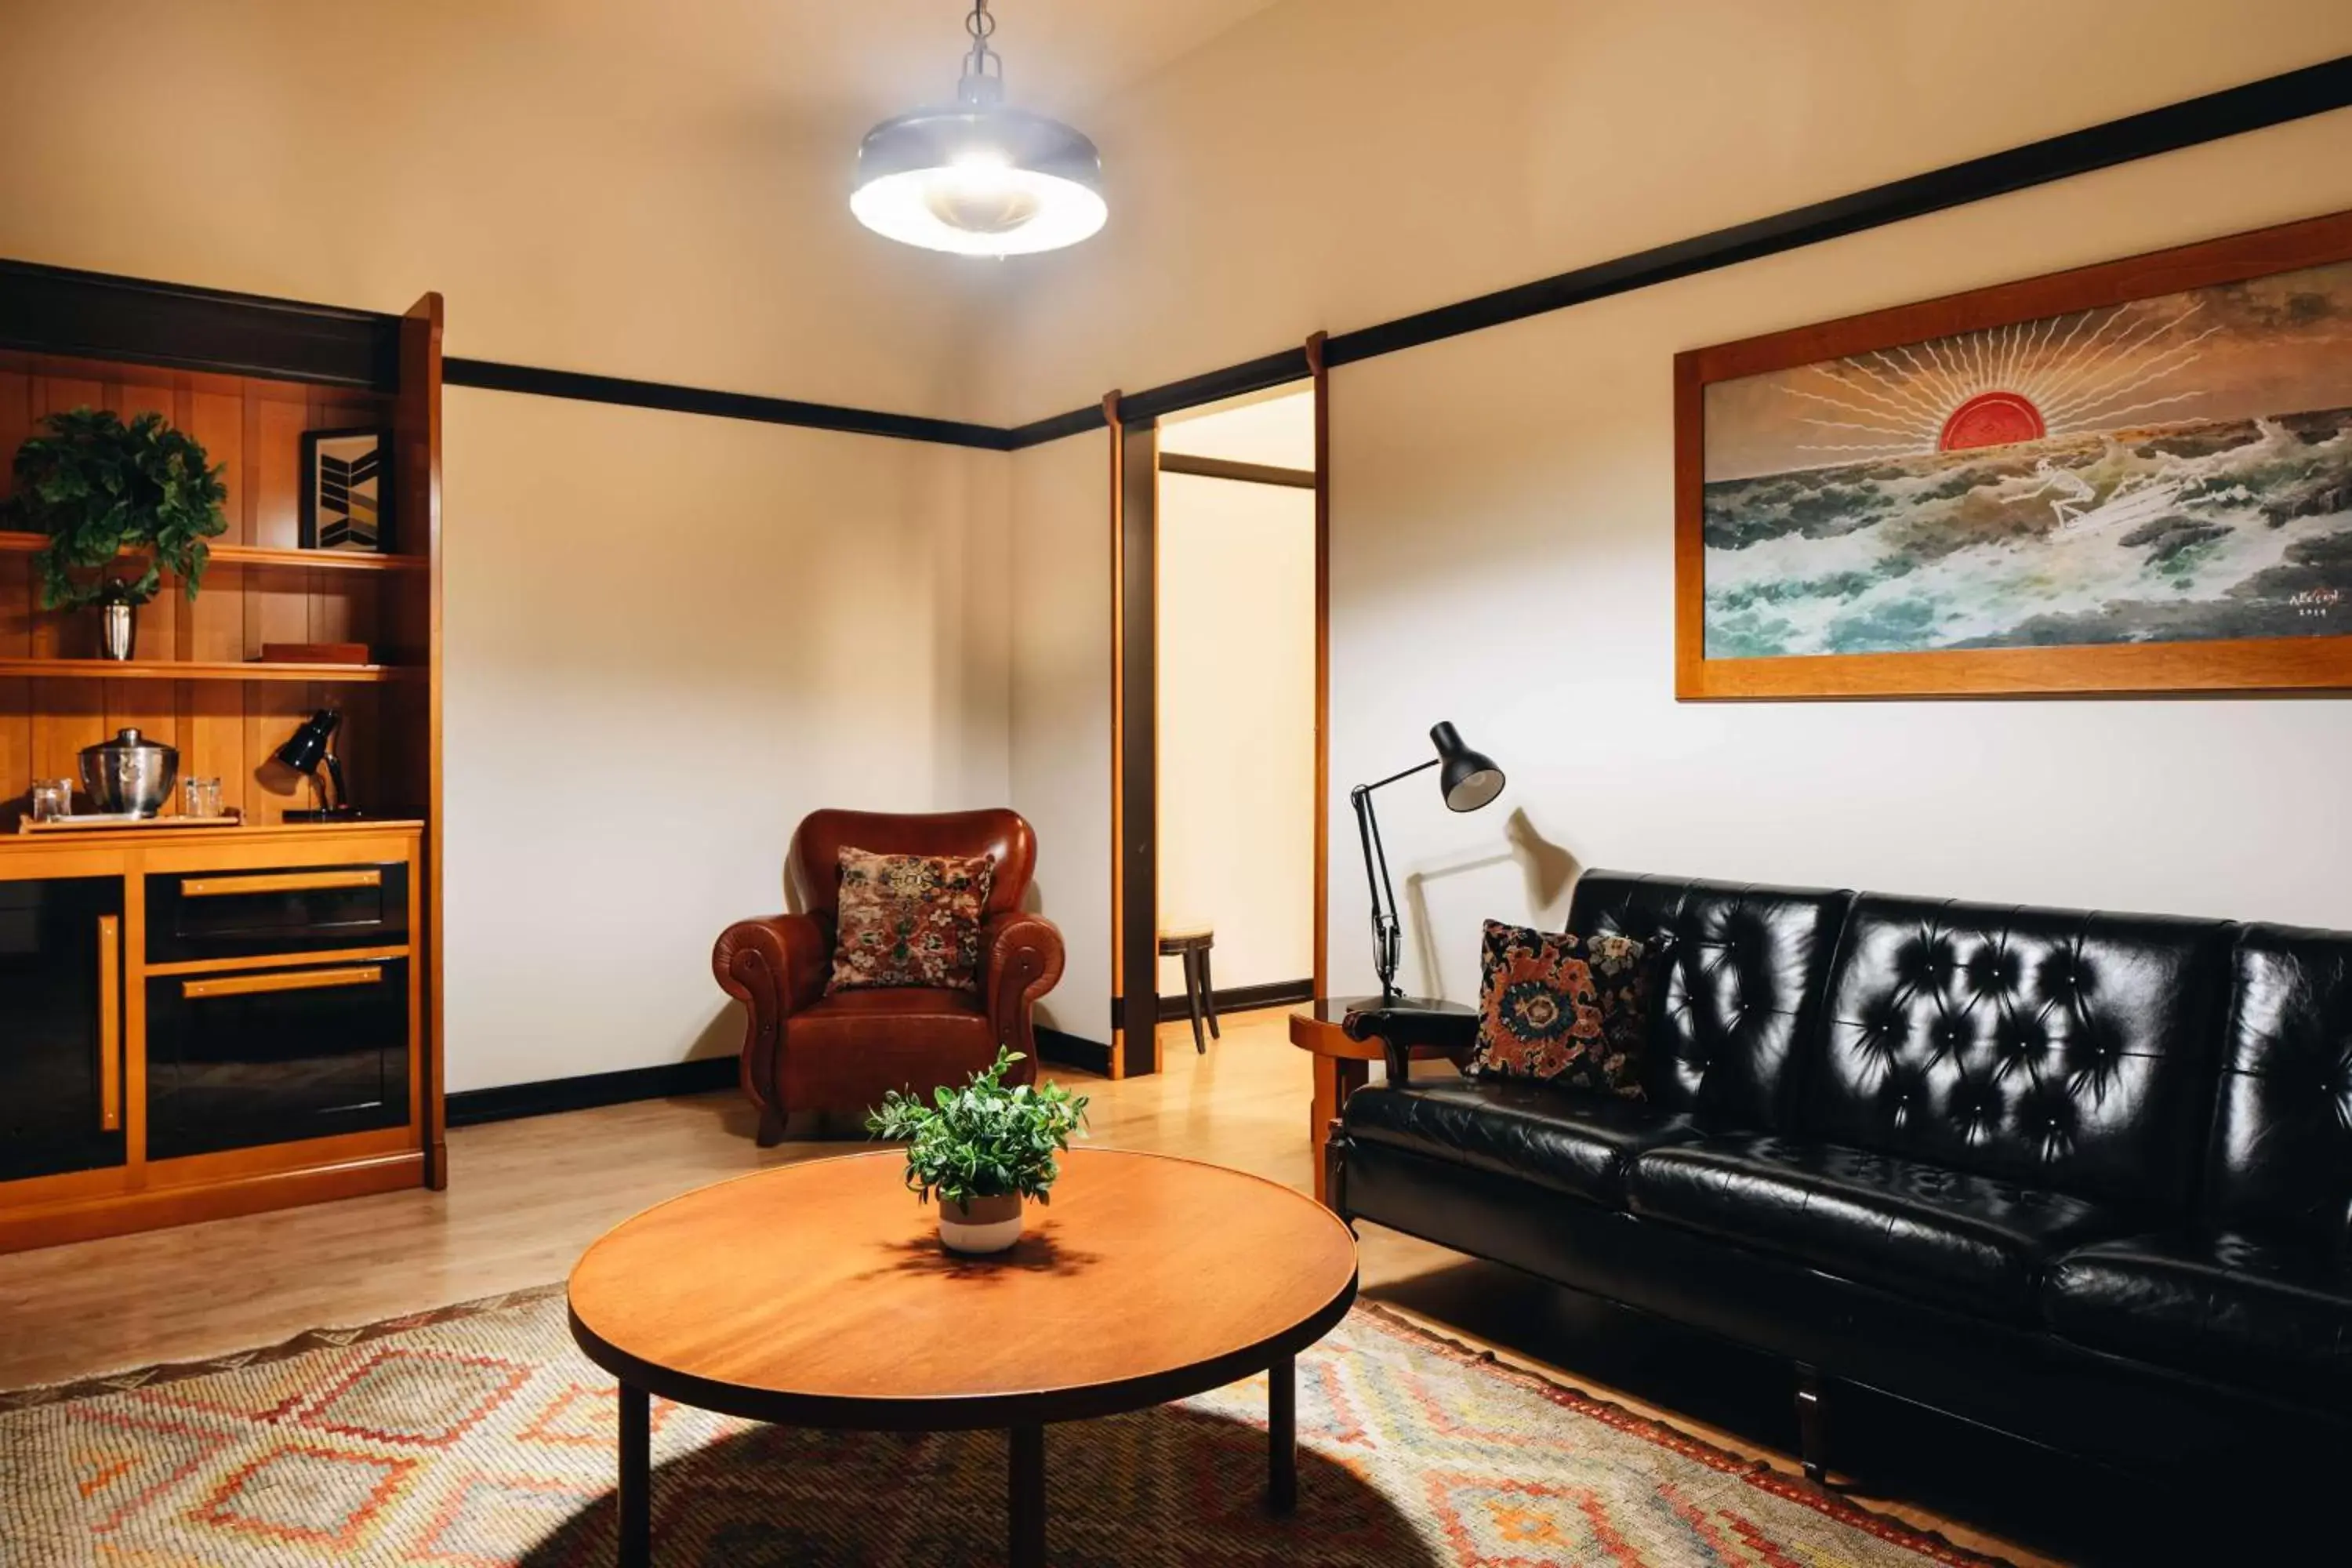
1938;390;2047;451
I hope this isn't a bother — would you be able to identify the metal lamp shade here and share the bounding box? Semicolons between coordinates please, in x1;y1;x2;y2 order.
1431;721;1505;812
851;106;1106;256
274;710;341;776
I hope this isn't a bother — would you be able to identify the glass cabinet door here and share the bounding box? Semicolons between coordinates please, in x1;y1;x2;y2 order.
145;958;411;1160
0;877;127;1182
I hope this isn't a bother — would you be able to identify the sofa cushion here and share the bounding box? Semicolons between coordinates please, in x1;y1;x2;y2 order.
1345;1080;1700;1207
1809;895;2235;1218
2202;924;2352;1252
1628;1134;2125;1320
2045;1232;2352;1406
1469;921;1654;1098
1566;872;1852;1131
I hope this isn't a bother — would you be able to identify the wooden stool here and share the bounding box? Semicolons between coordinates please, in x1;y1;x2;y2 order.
1157;924;1219;1054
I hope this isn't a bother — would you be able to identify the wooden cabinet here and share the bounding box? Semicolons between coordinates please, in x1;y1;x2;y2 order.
0;876;125;1183
0;823;430;1252
0;285;441;1252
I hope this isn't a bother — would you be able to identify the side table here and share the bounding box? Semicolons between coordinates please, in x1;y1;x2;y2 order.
1288;996;1474;1207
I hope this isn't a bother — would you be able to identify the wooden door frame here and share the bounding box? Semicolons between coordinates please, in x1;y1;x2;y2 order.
1107;346;1330;1076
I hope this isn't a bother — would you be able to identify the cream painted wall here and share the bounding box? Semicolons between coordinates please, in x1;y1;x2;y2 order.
0;5;1022;1090
1156;472;1316;993
1327;109;2352;1002
982;0;2352;423
972;0;2352;1010
442;389;1007;1090
0;2;993;418
1007;434;1113;1044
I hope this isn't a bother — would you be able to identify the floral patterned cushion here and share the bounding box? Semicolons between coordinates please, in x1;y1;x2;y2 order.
828;848;996;993
1469;920;1656;1098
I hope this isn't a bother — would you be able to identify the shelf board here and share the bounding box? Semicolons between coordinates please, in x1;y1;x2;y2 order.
0;659;415;683
0;532;425;574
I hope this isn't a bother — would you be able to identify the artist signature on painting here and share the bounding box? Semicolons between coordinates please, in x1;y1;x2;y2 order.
2288;587;2341;619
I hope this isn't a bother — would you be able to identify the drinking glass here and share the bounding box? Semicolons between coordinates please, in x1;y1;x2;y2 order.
30;779;73;822
182;777;223;819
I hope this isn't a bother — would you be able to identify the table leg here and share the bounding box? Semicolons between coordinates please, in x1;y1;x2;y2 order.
1308;1058;1367;1207
617;1381;649;1568
1009;1424;1046;1566
1269;1354;1297;1514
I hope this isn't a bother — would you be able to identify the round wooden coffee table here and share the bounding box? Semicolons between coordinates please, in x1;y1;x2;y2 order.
568;1147;1358;1566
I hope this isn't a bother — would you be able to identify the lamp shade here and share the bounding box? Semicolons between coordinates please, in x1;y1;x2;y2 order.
274;709;341;776
1431;721;1504;812
852;106;1105;256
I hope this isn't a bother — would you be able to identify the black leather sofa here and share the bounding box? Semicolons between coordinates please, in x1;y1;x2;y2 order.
1329;870;2352;1479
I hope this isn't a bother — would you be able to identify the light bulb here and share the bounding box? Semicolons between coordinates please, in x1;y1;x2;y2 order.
922;155;1042;235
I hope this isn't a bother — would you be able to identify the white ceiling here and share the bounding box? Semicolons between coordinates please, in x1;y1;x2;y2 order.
468;0;1288;127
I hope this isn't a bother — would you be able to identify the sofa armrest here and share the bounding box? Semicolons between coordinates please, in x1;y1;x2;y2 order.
713;913;831;1111
1343;1004;1477;1086
981;912;1065;1073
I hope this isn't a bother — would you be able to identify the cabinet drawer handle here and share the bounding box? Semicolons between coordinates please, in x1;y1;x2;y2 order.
183;965;383;1000
180;869;383;898
97;914;121;1134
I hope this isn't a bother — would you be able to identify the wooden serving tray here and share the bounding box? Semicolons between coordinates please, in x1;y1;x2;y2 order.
18;813;244;836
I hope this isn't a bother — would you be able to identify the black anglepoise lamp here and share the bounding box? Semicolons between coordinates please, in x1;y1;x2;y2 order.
275;708;353;821
1352;720;1506;1002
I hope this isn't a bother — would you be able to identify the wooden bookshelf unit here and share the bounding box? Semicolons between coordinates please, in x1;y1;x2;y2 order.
0;286;445;1250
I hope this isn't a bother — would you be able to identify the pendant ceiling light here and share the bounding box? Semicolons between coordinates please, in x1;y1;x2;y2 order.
851;0;1107;256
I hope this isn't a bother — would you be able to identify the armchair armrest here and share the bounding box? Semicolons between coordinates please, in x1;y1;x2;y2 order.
981;912;1065;1075
1343;1004;1477;1085
713;913;831;1121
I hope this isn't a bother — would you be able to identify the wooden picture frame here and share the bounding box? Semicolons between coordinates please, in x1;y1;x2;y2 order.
299;426;393;554
1675;210;2352;699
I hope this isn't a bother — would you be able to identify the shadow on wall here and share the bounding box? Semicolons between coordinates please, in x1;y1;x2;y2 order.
1401;808;1583;996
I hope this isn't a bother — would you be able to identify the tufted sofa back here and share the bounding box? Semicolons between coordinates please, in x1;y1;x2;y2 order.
1810;895;2237;1218
1567;873;1853;1130
2205;925;2352;1252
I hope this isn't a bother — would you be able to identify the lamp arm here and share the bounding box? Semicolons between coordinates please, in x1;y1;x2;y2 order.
1351;781;1406;1003
324;753;348;813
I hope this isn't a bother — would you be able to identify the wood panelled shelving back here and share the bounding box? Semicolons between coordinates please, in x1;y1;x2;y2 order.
0;347;430;826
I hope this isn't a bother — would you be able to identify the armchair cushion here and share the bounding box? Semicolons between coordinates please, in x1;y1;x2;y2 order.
829;848;996;993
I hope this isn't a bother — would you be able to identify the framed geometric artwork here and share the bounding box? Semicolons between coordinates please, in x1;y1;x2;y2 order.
1675;210;2352;698
299;426;392;554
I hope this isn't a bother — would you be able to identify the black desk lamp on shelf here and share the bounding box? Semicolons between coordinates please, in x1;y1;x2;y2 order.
1351;720;1506;1004
276;708;356;822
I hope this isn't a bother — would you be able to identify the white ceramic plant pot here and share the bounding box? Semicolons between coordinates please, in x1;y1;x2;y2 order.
938;1192;1024;1254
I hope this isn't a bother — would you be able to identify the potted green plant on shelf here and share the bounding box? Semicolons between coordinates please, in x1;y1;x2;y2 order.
867;1047;1089;1254
4;407;228;660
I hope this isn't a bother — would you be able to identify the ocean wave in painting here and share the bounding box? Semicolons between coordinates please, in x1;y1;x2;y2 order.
1700;407;2352;657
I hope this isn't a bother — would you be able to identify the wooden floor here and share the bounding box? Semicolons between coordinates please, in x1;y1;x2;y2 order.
0;1007;2103;1563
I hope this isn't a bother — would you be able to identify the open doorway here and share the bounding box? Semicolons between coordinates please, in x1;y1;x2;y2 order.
1152;388;1319;1053
1105;343;1330;1080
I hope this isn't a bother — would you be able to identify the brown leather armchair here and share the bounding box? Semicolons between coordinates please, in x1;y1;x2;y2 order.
713;808;1065;1145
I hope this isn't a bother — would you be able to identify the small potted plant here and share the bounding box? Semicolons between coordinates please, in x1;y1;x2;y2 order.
4;407;228;660
867;1047;1088;1254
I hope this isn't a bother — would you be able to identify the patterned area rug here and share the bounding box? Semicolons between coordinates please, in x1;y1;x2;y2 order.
1;1287;2011;1566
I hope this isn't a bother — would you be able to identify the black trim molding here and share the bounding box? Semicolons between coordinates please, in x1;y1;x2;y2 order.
0;259;400;390
1020;53;2352;434
1159;453;1317;488
445;1056;738;1127
1156;978;1316;1022
1035;1026;1112;1076
444;358;1013;450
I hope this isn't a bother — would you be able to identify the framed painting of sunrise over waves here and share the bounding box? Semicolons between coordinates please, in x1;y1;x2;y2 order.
1674;211;2352;698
